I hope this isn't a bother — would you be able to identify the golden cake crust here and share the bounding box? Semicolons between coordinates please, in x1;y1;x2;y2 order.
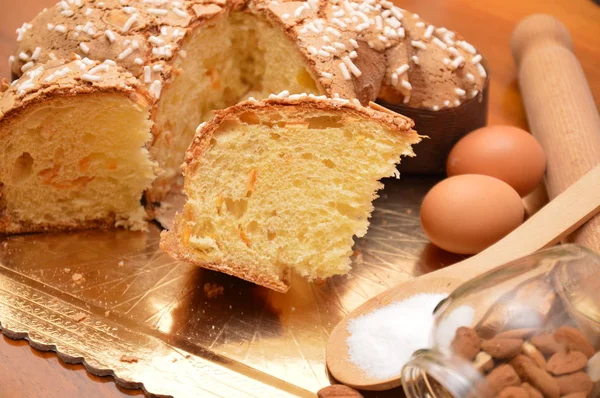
11;0;486;110
184;95;417;167
1;58;148;126
161;221;291;292
11;0;231;103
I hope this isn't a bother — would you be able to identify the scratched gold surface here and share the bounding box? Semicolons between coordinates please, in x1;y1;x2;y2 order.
0;176;462;397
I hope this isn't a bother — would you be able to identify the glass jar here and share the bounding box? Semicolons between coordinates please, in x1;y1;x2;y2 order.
401;244;600;398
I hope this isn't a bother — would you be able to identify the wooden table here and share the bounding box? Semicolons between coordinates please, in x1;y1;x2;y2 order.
1;0;599;397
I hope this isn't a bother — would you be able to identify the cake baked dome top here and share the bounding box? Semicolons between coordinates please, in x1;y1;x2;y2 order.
188;93;417;154
1;58;147;120
10;0;486;110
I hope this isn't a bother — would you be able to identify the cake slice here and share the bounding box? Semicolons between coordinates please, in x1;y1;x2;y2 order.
0;60;155;233
160;95;420;292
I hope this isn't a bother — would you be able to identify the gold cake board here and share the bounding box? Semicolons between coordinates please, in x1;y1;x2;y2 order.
0;177;457;397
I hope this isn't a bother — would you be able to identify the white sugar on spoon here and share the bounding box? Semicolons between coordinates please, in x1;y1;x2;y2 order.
346;293;448;380
346;293;476;381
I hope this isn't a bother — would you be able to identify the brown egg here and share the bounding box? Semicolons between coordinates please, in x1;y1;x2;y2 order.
421;175;525;254
447;126;546;196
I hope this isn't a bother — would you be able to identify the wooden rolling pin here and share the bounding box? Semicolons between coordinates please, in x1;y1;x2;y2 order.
511;14;600;252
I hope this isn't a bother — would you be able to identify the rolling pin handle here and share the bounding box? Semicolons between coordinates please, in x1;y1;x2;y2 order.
511;14;573;66
511;14;600;251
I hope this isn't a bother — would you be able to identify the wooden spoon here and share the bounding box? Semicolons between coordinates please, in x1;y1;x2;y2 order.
326;164;600;391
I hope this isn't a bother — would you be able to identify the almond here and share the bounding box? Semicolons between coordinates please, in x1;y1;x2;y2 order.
521;363;560;398
452;326;481;360
486;364;521;394
554;326;595;359
481;338;523;359
530;333;565;356
317;385;363;398
561;393;589;398
547;351;588;375
498;386;529;398
521;342;546;370
555;372;593;396
521;382;543;398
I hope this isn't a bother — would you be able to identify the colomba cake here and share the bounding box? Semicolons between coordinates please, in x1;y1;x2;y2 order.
2;0;485;233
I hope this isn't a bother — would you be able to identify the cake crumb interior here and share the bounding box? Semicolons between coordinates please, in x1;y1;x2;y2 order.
0;94;155;232
148;12;322;202
178;108;413;281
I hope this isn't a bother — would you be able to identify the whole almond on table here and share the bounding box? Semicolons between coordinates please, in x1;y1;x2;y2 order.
498;386;530;398
530;333;565;356
452;326;481;360
555;371;594;396
554;326;595;358
521;382;543;398
317;385;363;398
486;364;521;394
481;338;524;359
547;351;588;375
521;363;560;398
